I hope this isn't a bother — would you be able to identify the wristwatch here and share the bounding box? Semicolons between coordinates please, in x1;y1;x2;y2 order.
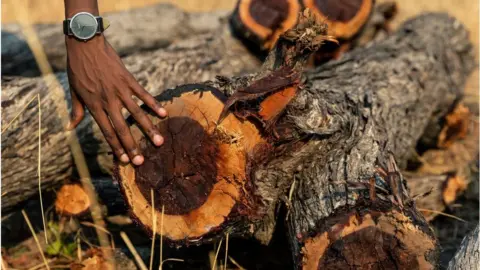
63;12;108;41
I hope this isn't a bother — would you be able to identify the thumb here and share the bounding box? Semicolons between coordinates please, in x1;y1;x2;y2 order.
67;86;85;130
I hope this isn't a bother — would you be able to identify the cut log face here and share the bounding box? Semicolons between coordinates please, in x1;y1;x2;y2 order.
442;175;468;205
301;205;437;269
302;0;373;39
231;0;300;49
114;85;266;241
55;183;91;216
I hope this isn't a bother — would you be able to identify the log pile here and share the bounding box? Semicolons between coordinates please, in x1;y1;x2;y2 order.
113;11;473;268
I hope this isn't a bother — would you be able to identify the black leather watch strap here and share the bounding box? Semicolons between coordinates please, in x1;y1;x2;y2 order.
96;17;104;33
63;19;71;35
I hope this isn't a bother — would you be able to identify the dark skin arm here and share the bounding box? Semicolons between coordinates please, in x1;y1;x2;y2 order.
64;0;166;165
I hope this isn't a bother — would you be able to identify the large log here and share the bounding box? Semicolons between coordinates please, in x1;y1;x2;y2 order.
1;22;260;214
284;13;474;269
447;225;479;270
107;11;473;269
1;3;229;76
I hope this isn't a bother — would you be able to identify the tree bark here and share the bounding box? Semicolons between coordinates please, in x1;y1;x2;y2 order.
448;225;479;270
263;12;473;269
1;3;229;76
1;23;260;214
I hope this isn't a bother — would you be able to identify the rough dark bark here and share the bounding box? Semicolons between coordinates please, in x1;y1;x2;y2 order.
275;13;474;268
448;225;479;270
1;24;260;214
1;3;229;76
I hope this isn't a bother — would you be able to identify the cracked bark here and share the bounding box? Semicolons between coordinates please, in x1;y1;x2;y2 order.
447;225;479;270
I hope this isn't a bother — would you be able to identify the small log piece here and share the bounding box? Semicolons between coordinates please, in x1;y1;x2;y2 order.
113;14;474;270
55;183;91;216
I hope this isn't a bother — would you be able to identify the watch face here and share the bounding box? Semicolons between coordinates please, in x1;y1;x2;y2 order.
70;12;98;40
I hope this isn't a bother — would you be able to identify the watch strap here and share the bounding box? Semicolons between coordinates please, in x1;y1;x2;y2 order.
63;19;71;35
96;17;104;33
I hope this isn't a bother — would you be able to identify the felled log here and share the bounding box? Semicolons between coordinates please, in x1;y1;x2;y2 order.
264;12;472;269
1;22;260;214
447;225;479;270
1;3;229;76
106;11;473;270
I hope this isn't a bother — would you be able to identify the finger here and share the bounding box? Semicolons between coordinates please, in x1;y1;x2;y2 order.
67;87;85;130
108;105;144;166
89;106;130;163
122;96;164;147
128;78;167;118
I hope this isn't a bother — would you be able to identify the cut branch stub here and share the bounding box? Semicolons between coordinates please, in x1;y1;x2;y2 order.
300;204;437;269
230;0;300;50
218;65;301;131
55;183;91;216
114;85;267;242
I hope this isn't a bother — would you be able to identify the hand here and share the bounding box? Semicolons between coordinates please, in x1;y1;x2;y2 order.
66;35;167;165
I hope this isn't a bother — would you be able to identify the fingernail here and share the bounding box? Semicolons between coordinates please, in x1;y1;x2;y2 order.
120;154;129;163
158;108;167;117
132;155;144;165
153;134;164;146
